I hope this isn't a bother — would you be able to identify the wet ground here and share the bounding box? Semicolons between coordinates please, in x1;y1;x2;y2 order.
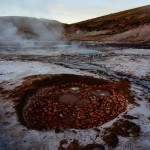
0;41;150;150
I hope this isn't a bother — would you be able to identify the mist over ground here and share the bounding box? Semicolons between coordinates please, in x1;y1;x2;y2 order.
0;17;65;47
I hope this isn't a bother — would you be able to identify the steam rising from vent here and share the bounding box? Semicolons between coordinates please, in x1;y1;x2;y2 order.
0;16;90;54
0;22;22;41
0;16;64;45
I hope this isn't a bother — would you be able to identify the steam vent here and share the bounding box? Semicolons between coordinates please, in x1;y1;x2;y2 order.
20;74;131;130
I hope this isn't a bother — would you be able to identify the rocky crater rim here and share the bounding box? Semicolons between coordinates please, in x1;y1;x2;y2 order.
16;74;131;130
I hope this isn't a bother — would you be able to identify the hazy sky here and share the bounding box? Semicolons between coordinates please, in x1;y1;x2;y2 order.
0;0;149;23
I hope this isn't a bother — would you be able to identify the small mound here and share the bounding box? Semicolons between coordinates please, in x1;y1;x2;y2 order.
18;74;131;130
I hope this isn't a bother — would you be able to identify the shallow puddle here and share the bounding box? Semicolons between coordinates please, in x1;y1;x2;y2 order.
90;89;111;96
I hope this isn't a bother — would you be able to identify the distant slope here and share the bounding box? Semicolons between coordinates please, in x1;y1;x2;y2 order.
0;16;65;40
65;5;150;42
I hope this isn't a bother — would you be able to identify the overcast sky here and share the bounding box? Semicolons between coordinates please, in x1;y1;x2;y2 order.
0;0;149;23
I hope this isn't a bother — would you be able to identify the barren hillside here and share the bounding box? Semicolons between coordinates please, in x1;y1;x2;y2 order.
65;5;150;43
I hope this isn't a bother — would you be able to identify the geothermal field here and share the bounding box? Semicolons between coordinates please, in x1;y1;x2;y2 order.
0;40;150;150
0;5;150;149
